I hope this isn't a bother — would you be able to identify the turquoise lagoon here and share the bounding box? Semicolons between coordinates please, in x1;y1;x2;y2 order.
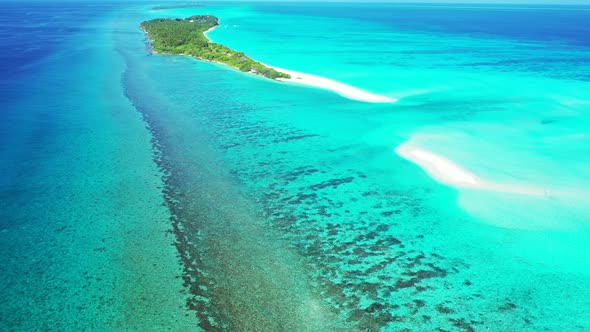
1;2;590;331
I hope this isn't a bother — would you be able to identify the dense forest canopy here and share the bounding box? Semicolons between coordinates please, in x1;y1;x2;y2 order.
140;16;291;80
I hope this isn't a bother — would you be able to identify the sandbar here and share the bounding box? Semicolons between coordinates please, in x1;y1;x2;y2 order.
395;142;546;197
269;65;397;103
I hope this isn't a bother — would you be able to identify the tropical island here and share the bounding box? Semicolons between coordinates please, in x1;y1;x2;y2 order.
140;15;291;80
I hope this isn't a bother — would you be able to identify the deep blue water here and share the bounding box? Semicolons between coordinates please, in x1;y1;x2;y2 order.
260;3;590;47
0;3;118;97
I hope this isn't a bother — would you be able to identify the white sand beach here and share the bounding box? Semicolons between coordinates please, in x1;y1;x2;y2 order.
269;65;397;103
203;26;216;36
395;142;546;197
204;26;396;104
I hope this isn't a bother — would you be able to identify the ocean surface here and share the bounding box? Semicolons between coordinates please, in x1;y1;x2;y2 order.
1;1;590;331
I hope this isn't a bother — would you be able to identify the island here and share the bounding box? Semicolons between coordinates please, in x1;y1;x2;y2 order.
140;16;291;80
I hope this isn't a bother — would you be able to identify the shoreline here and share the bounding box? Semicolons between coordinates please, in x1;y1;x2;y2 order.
204;26;396;104
395;142;547;197
268;64;397;103
203;26;216;36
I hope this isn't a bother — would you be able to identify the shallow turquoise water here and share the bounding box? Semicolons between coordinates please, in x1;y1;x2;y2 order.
198;3;590;232
2;2;590;331
136;2;590;330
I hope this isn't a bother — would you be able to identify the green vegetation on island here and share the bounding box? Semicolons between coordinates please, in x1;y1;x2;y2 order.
140;15;291;80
